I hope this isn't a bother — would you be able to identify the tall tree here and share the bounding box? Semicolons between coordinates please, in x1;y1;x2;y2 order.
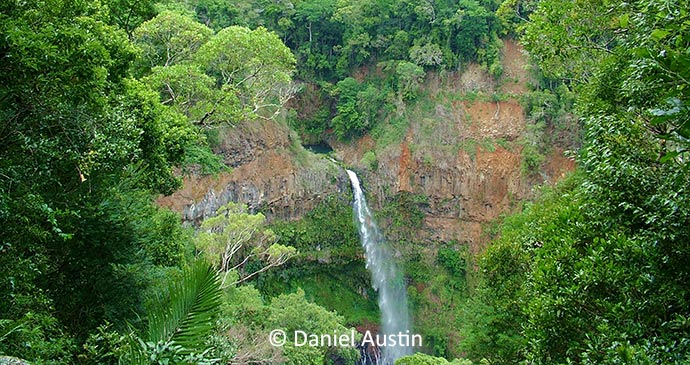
195;25;298;120
0;0;196;360
521;0;690;161
133;11;213;69
464;0;690;363
134;14;298;124
102;0;157;36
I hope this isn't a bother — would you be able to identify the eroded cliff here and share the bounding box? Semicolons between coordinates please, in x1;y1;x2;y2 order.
332;40;575;252
159;40;576;253
157;118;349;223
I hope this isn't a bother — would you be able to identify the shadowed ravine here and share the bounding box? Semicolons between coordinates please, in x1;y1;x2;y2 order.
347;169;413;364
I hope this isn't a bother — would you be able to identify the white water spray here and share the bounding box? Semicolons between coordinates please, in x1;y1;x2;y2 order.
346;170;413;364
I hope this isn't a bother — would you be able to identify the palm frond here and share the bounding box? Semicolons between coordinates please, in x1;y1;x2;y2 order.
118;327;147;365
147;260;222;353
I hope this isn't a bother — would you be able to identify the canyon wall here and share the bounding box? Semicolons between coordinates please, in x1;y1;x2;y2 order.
332;40;575;251
157;119;349;224
159;40;575;253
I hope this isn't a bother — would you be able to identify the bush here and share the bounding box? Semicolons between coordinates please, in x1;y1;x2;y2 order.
360;151;378;170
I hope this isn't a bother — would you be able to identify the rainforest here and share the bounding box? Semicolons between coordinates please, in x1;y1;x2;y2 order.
1;0;689;364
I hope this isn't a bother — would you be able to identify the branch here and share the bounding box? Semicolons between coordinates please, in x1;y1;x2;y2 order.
231;250;295;285
162;82;176;105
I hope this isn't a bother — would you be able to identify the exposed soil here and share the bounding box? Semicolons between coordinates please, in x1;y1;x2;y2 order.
398;132;413;192
500;39;531;95
544;148;577;183
456;100;525;140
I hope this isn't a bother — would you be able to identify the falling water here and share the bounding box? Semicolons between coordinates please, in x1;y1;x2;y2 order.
346;169;413;364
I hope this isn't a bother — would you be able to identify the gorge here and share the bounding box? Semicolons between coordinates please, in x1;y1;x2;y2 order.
155;39;578;360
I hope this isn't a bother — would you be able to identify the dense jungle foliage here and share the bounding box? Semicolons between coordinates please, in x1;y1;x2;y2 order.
1;0;689;364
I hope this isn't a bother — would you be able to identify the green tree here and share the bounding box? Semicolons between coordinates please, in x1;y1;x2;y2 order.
395;61;425;101
331;77;366;138
0;1;197;361
520;0;620;83
134;14;297;125
521;0;689;159
187;0;243;30
465;0;690;362
468;116;690;364
292;0;342;78
143;64;240;127
409;42;444;67
385;30;411;60
195;203;297;287
448;0;494;62
209;282;361;365
207;283;283;364
195;26;298;120
396;353;475;365
268;289;359;365
102;0;157;36
133;11;213;69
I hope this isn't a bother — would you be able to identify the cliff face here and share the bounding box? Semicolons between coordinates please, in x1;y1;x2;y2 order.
157;119;349;224
159;40;575;250
332;40;575;251
332;110;528;251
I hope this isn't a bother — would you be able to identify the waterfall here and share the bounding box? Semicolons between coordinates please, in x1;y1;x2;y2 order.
346;169;413;364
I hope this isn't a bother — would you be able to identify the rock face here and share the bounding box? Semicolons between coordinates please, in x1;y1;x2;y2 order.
0;356;31;365
332;108;529;251
332;39;576;251
159;40;576;250
157;119;349;224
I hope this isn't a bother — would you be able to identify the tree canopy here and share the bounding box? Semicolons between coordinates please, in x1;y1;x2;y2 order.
0;1;300;363
134;13;297;125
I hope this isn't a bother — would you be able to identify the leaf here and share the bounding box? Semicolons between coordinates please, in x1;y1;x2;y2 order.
147;260;222;353
660;150;681;163
619;13;629;28
650;29;670;41
650;98;683;125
